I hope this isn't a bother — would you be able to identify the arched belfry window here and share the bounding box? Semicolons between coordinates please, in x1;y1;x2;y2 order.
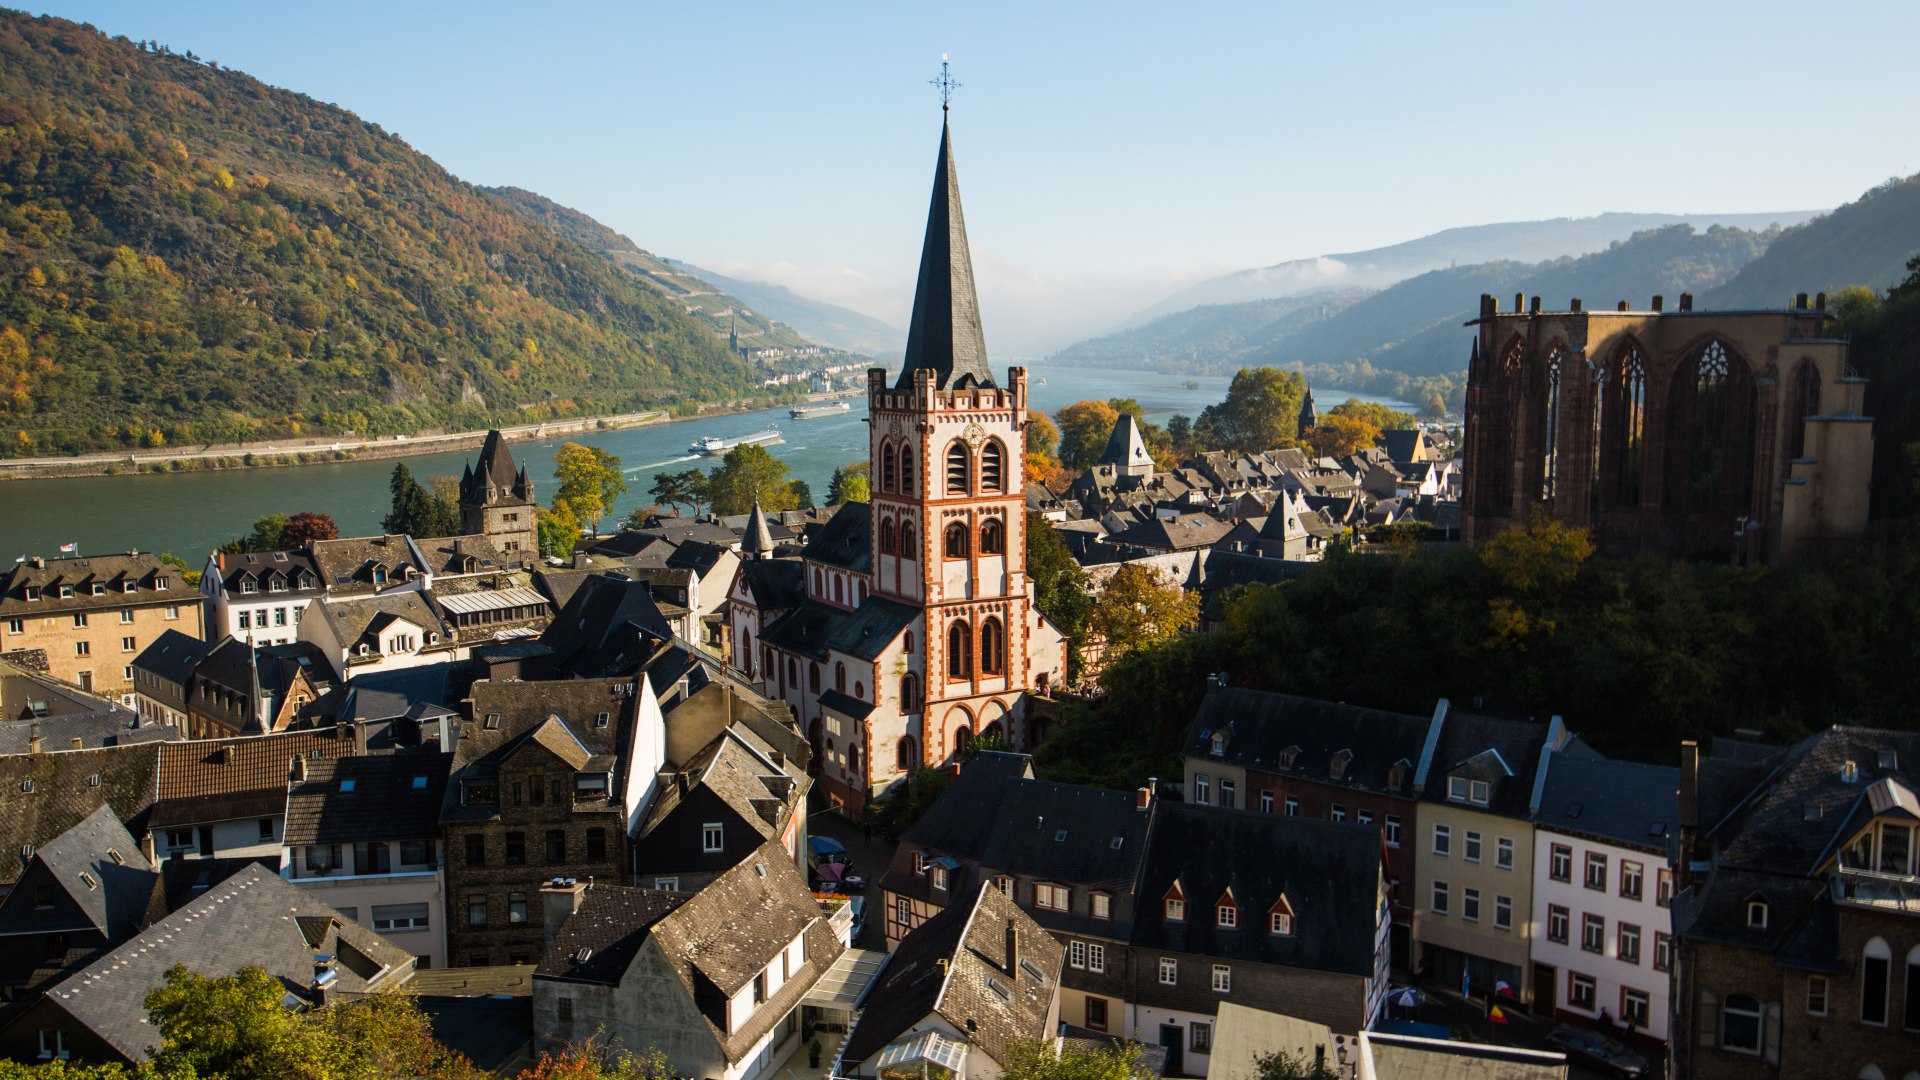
898;520;918;561
1605;344;1647;507
1785;358;1822;471
981;440;1005;493
944;522;970;560
980;617;1005;676
881;442;897;493
899;444;916;491
948;620;973;679
946;441;971;495
1540;347;1564;503
980;517;1005;555
879;518;896;555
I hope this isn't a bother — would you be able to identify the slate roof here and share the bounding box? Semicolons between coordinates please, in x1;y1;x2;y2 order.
1102;415;1154;472
760;595;918;664
317;590;455;659
283;753;451;846
0;744;160;888
445;679;633;823
41;863;414;1063
1185;685;1432;794
632;728;804;875
895;119;994;392
9;804;155;940
416;534;511;576
1106;513;1231;553
0;663;164;753
1132;803;1382;978
129;630;214;690
1421;710;1564;820
738;559;806;610
537;573;674;678
308;534;430;597
1535;755;1677;854
536;885;690;985
0;553;189;616
802;501;872;573
152;728;358;827
461;429;535;507
1707;726;1920;875
844;882;1061;1069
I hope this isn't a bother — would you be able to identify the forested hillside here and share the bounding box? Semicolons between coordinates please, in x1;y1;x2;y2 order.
1706;173;1920;308
1049;288;1373;370
0;11;757;455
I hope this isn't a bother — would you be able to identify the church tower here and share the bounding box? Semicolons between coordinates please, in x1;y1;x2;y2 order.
865;114;1058;766
459;429;538;563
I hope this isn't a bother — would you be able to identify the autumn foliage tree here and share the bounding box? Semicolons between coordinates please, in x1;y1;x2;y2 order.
553;442;626;534
706;444;798;516
278;511;339;548
1054;400;1120;470
1088;563;1201;665
1304;413;1379;457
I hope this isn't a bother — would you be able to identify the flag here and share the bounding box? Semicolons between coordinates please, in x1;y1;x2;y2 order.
1489;1005;1509;1025
58;542;77;553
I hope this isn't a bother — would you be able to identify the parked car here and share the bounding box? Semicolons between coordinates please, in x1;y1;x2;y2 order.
1543;1025;1650;1078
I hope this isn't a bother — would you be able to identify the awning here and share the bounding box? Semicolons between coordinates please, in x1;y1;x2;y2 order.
802;947;888;1012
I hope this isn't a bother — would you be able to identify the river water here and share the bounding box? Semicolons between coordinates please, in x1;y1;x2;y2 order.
0;366;1409;559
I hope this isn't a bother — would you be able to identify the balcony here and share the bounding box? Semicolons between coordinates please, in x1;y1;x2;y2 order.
1833;868;1920;915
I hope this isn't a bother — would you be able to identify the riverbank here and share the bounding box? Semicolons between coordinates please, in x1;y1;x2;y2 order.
0;386;859;482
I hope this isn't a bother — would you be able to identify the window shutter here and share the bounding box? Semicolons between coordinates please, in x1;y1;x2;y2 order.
1698;990;1717;1047
1762;1002;1781;1065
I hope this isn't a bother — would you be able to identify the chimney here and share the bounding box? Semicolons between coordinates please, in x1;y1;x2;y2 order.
1569;297;1582;313
1529;295;1542;314
69;737;82;750
1679;292;1693;312
1795;292;1809;310
139;831;156;865
1513;292;1524;314
541;878;589;952
1004;918;1019;977
1136;785;1153;811
1816;292;1828;309
1617;300;1629;311
1652;294;1664;312
27;722;41;755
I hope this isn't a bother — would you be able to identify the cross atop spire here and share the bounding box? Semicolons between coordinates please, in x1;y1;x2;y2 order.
930;54;960;111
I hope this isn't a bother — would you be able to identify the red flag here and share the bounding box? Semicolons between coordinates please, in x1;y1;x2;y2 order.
1489;1005;1509;1025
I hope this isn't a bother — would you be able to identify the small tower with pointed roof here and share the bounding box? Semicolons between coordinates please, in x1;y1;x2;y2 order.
1100;413;1156;478
459;430;537;563
1299;385;1319;434
741;500;775;560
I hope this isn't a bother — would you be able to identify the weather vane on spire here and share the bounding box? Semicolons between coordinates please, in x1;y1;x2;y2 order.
930;54;960;111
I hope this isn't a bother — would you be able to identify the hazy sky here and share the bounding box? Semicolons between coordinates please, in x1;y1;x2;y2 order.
25;1;1920;354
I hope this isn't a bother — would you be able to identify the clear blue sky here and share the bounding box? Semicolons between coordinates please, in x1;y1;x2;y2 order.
24;1;1920;353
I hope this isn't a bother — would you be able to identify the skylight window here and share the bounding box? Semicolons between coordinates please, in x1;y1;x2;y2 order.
986;978;1012;1002
1054;829;1068;842
411;776;428;790
339;779;356;793
1019;959;1048;984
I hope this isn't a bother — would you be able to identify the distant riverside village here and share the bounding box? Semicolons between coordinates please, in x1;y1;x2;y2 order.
0;114;1900;1080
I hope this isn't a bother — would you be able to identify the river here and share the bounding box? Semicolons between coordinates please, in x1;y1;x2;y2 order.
0;366;1410;560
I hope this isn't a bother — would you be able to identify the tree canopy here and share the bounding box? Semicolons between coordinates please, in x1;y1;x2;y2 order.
1054;400;1120;470
1327;397;1415;431
647;468;709;517
1303;413;1378;457
1194;366;1307;454
1088;563;1201;666
1027;511;1092;681
382;463;461;539
828;461;870;504
706;444;797;516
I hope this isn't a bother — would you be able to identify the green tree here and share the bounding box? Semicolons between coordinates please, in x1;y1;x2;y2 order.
828;461;871;504
1196;366;1308;453
1001;1037;1148;1080
1328;397;1415;431
537;503;581;559
1054;400;1120;470
1089;563;1201;665
382;463;461;539
789;478;815;509
553;442;626;534
648;468;709;516
220;512;290;554
157;552;202;589
706;444;798;516
1253;1048;1341;1080
1027;512;1093;681
872;766;954;839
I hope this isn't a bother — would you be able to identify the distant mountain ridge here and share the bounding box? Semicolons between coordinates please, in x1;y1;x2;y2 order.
1134;210;1821;323
670;261;906;359
1706;174;1920;308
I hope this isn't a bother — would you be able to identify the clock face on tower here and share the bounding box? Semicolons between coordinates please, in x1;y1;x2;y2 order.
963;422;986;448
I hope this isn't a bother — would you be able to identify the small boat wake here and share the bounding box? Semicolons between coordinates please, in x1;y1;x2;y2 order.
627;454;701;473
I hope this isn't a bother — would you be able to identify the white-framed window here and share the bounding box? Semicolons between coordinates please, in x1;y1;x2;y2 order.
1464;831;1482;862
1747;899;1769;929
1211;964;1231;993
932;866;948;891
1217;904;1237;928
1462;887;1480;922
1622;988;1650;1029
701;823;723;852
1585;851;1608;890
1470;779;1489;804
1448;776;1467;801
1721;993;1763;1054
1582;913;1605;953
1657;868;1674;907
1550;844;1572;882
1384;815;1401;847
1088;943;1106;973
1431;880;1449;915
37;1028;67;1060
1270;911;1292;935
654;877;679;891
1621;860;1644;900
913;851;927;875
1259;790;1274;814
1036;883;1070;911
1190;1021;1212;1054
1165;897;1185;921
1357;808;1373;827
1655;931;1673;973
1569;972;1597;1011
1283;795;1299;816
119;609;133;624
4;617;20;634
1069;941;1088;969
1330;804;1346;822
1496;837;1514;869
1619;923;1641;964
1547;904;1569;944
371;903;431;931
1091;893;1111;920
1193;774;1209;805
1432;824;1451;856
1807;974;1829;1016
1158;957;1177;985
1494;894;1512;930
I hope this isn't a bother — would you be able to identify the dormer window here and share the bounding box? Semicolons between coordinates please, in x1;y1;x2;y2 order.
913;851;927;876
1278;746;1300;770
1216;894;1238;928
1842;760;1861;784
1471;780;1490;804
932;865;948;891
1329;749;1353;782
1210;732;1228;757
1386;762;1407;790
1747;899;1769;929
90;583;105;596
702;823;724;853
58;585;73;599
1164;881;1186;921
23;586;39;601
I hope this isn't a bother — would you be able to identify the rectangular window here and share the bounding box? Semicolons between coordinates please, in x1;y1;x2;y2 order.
932;866;948;891
895;897;910;926
545;830;566;863
1330;804;1346;822
586;828;606;861
1211;964;1231;993
372;903;430;931
1448;776;1467;801
1260;791;1274;814
464;834;485;866
1069;941;1088;969
1037;884;1070;911
1656;868;1673;907
1550;844;1572;882
1219;780;1235;809
1159;957;1177;985
1190;1021;1211;1053
1462;887;1480;923
1807;974;1829;1016
1217;904;1237;928
1464;831;1482;862
72;613;88;628
1165;898;1185;921
119;635;135;652
1496;837;1514;870
1582;913;1605;954
1585;851;1608;890
654;877;679;891
1193;775;1209;805
1620;860;1644;900
1622;988;1650;1029
119;609;134;624
1494;894;1512;930
166;605;179;620
5;617;20;634
74;641;89;656
1431;881;1449;916
1547;904;1569;944
1271;911;1293;935
1283;795;1299;816
1655;931;1673;973
1086;997;1108;1032
37;1028;67;1061
238;610;251;630
1569;972;1596;1010
275;607;287;626
1384;815;1402;847
468;895;487;927
1863;951;1890;1026
702;823;723;852
1088;943;1105;973
400;839;430;865
1469;779;1489;804
508;892;528;925
505;833;525;866
1091;893;1111;920
1618;923;1641;964
1432;824;1451;857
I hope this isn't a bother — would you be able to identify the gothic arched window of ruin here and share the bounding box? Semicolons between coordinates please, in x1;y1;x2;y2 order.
946;441;971;495
1483;339;1525;512
1667;339;1757;516
1605;344;1647;507
1540;347;1564;503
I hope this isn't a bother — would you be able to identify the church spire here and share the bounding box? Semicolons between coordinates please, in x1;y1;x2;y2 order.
895;113;994;391
741;500;775;559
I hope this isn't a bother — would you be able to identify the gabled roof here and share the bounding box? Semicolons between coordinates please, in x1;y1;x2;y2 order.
1105;513;1231;553
153;727;358;827
536;886;690;985
130;629;215;688
0;552;187;616
1706;725;1920;875
210;549;324;594
737;559;806;610
283;753;451;846
0;744;160;888
760;595;918;664
895;119;994;392
0;661;163;753
308;534;430;596
632;727;805;872
1132;804;1381;978
802;501;872;573
416;534;510;575
1185;686;1432;795
445;678;634;823
42;864;414;1063
537;573;674;678
844;882;1061;1069
1536;755;1678;854
1422;710;1564;819
317;591;452;657
3;804;154;941
1101;415;1155;471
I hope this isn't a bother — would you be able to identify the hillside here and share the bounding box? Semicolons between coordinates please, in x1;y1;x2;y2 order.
1048;287;1373;370
1132;210;1819;323
0;12;759;455
671;261;905;358
484;185;819;354
1706;173;1920;308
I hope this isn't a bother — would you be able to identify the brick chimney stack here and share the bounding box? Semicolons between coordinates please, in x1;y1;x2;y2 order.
1004;918;1019;977
541;878;590;952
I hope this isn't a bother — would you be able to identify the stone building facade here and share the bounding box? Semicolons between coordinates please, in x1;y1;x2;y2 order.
1460;293;1872;563
459;430;538;563
0;552;204;705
